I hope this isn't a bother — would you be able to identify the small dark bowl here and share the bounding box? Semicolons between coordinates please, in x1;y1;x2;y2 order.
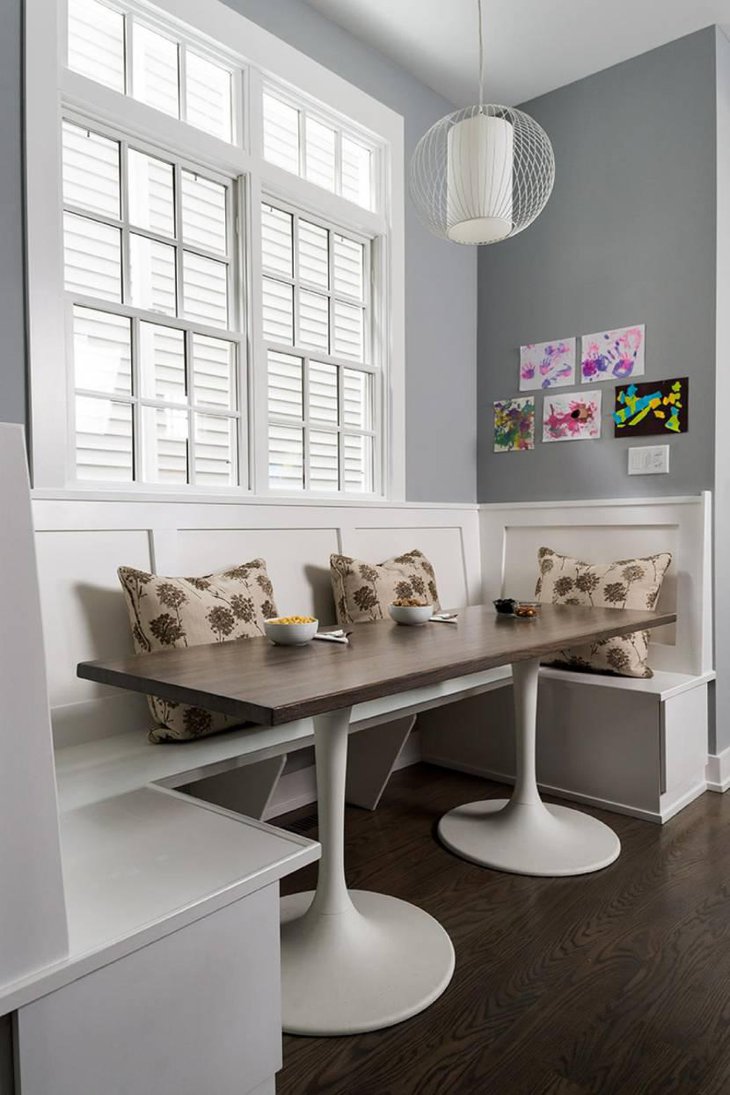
493;598;517;615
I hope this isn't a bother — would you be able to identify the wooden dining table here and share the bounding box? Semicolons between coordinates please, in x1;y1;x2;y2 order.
78;603;674;1037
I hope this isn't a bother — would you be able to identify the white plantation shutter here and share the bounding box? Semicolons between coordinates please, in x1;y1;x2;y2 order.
262;87;376;213
341;137;372;210
262;200;375;494
73;307;131;397
263;94;300;174
181;173;227;253
62;122;120;218
305;117;336;191
132;24;179;118
268;351;303;419
67;0;125;93
128;151;175;237
185;52;233;143
75;396;133;481
64;213;122;301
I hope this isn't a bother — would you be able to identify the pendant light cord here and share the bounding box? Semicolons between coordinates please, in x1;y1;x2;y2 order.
477;0;485;107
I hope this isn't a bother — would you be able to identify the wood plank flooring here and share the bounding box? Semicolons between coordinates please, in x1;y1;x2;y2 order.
277;765;730;1095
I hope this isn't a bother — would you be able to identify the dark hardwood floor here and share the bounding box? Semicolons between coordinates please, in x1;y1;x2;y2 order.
277;764;730;1095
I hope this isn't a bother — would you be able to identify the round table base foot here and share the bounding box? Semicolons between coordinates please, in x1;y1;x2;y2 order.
280;890;455;1036
438;799;620;877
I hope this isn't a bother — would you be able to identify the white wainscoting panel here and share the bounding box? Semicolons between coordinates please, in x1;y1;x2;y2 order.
31;497;482;750
479;494;712;675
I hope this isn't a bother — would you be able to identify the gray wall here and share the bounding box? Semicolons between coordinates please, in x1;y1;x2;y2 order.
222;0;477;502
477;28;717;503
0;0;26;427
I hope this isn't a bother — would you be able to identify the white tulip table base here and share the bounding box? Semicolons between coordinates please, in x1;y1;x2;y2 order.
280;707;455;1037
438;657;621;878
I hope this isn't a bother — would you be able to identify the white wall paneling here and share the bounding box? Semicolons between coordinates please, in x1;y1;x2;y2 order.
421;494;714;824
17;885;282;1095
0;426;68;987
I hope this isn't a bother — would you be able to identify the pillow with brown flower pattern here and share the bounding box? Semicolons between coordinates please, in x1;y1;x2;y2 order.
330;549;440;626
118;560;277;742
535;546;671;678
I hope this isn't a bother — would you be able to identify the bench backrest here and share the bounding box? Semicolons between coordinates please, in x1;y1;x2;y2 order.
32;497;482;748
479;494;712;675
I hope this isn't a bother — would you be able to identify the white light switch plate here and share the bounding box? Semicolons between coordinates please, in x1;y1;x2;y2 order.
628;445;670;475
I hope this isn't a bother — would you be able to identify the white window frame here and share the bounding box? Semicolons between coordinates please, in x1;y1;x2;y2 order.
25;0;406;502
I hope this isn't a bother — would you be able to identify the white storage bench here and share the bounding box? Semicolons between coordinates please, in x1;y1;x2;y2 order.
33;484;714;828
420;495;715;823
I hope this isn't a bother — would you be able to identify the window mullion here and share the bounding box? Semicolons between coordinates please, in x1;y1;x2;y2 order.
125;11;135;98
120;139;131;304
173;160;185;318
302;352;310;491
130;314;142;482
178;44;188;125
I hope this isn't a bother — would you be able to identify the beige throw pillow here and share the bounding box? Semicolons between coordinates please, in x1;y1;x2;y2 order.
330;549;440;626
535;546;671;678
118;559;277;742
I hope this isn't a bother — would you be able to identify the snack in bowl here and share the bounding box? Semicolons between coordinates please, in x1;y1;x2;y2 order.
513;601;541;619
388;600;433;626
264;616;319;645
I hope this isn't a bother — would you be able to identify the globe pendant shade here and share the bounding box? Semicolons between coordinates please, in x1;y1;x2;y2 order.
409;104;555;245
447;113;513;244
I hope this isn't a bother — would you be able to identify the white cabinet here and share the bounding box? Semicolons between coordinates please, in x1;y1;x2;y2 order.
17;886;281;1095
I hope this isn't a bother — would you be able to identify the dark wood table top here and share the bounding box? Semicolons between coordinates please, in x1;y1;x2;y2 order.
77;604;676;727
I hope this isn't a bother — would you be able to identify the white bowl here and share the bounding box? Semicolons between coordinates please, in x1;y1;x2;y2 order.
388;603;433;626
264;618;319;646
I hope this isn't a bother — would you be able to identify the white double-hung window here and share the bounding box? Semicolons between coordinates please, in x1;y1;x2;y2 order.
26;0;405;499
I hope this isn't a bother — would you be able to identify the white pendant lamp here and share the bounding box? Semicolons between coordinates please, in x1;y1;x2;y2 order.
409;0;555;245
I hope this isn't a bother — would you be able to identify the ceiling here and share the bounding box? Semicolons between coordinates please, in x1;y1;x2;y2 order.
304;0;730;106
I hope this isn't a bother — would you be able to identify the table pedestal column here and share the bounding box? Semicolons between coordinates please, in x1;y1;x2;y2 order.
280;708;455;1036
438;658;621;877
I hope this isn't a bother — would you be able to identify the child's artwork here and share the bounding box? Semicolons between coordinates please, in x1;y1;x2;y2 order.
614;378;688;436
543;391;602;443
519;339;576;391
580;325;645;383
494;397;535;452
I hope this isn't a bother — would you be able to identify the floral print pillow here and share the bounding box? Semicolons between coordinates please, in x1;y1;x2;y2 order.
535;546;671;678
118;560;277;742
330;549;440;626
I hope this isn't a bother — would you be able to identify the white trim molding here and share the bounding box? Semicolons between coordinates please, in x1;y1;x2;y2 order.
706;749;730;793
25;0;406;502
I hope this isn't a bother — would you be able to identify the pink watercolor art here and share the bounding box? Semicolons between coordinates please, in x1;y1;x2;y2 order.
580;324;645;383
543;391;602;443
519;338;576;391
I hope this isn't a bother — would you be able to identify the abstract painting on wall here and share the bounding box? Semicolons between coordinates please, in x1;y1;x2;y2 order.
519;338;576;391
543;391;602;443
494;397;535;452
580;324;645;383
614;377;688;436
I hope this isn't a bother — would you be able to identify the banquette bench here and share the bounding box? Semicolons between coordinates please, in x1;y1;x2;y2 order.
0;420;716;1092
40;485;714;827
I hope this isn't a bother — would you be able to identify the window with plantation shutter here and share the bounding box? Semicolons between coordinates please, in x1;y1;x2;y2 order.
28;0;403;499
262;201;375;493
62;118;241;486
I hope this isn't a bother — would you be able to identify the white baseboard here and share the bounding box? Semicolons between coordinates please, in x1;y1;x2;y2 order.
706;748;730;792
265;730;422;820
422;754;707;825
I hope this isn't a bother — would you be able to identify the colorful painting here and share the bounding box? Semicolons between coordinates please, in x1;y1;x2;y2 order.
543;391;602;443
494;397;535;452
614;377;688;436
519;338;576;391
580;325;645;383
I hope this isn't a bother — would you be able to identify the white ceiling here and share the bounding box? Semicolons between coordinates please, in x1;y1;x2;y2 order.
305;0;730;106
